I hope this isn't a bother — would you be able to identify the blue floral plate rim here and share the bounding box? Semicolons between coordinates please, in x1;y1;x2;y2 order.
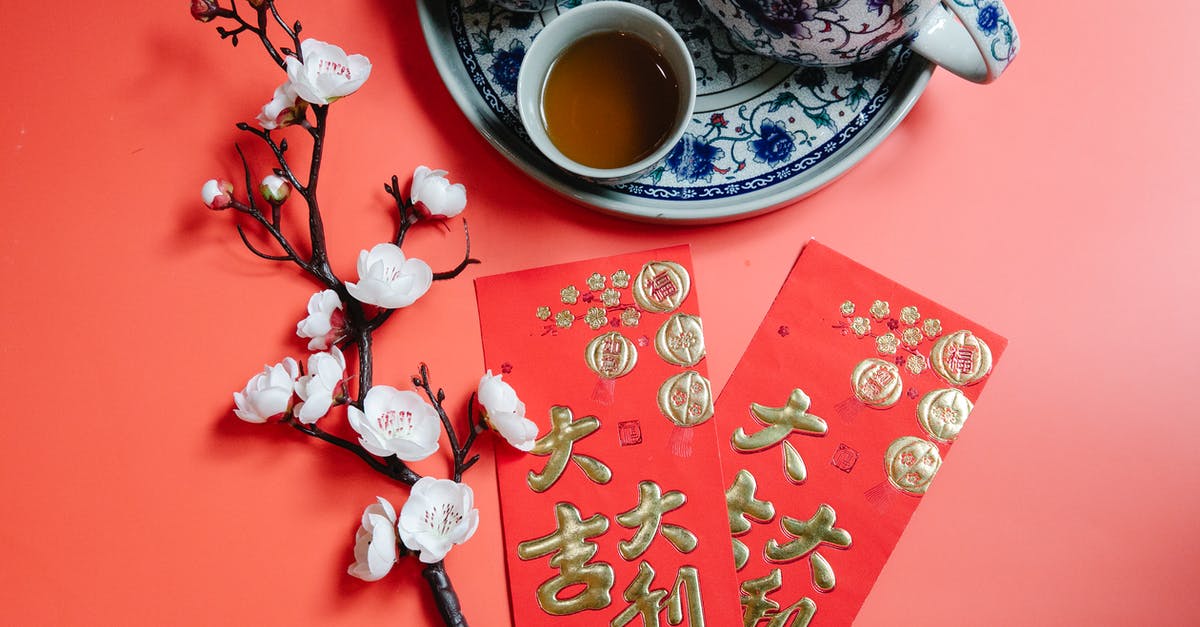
416;0;933;224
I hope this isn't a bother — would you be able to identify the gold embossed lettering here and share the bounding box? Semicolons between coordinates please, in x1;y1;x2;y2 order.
616;481;697;560
740;569;816;627
732;389;827;453
517;503;615;615
726;469;776;535
610;563;705;627
527;406;612;492
764;503;851;564
782;441;807;484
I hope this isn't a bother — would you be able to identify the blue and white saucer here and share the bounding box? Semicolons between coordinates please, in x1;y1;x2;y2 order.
417;0;933;223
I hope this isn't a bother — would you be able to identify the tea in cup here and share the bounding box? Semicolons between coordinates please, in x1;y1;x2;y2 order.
700;0;1020;83
516;2;697;184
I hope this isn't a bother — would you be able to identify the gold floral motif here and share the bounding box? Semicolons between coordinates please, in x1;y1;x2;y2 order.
923;317;942;338
740;569;817;627
657;371;714;427
726;469;775;535
536;306;551;321
916;388;974;442
899;306;920;325
901;327;923;348
875;332;899;355
585;306;607;330
560;285;579;305
517;503;614;615
732;389;826;453
616;481;696;560
655;313;706;367
906;354;927;375
850;316;871;337
611;562;704;627
869;299;890;320
586;272;606;291
555;310;574;329
620;307;641;327
611;269;630;288
884;436;942;495
764;503;852;563
839;300;855;316
601;288;621;307
527;406;612;492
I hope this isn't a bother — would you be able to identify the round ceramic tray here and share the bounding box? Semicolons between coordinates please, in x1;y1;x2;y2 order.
417;0;933;224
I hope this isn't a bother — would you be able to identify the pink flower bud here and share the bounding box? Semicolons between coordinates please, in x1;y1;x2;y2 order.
201;179;234;210
260;174;291;204
190;0;219;22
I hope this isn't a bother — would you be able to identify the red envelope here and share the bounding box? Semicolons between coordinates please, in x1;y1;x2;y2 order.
475;245;741;626
714;240;1007;625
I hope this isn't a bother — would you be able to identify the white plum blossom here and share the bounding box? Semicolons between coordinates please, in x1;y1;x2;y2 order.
398;477;480;564
347;497;398;582
477;370;537;451
201;179;234;209
256;82;305;130
233;357;300;423
260;174;291;204
410;166;466;219
345;243;432;309
286;39;372;105
347;385;440;461
294;346;346;424
296;289;346;351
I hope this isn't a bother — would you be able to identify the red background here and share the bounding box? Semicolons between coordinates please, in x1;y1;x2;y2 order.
2;0;1198;625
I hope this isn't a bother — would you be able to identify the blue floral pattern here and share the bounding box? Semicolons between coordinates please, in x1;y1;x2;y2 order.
751;120;796;166
449;0;920;200
488;42;524;94
950;0;1018;67
665;135;725;183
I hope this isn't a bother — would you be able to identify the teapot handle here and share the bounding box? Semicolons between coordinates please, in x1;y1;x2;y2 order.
909;0;1020;84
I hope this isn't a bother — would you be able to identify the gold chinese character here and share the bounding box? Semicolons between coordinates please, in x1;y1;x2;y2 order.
527;406;612;493
726;470;775;571
726;470;775;535
616;481;697;560
517;503;615;616
764;503;851;564
610;562;705;627
731;389;827;453
740;569;816;627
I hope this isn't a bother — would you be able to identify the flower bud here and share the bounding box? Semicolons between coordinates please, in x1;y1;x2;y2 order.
260;174;291;204
201;179;234;210
410;166;466;220
190;0;220;22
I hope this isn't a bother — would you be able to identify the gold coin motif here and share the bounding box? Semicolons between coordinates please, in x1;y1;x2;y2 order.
884;436;942;495
850;358;903;408
930;329;993;386
656;370;714;427
916;388;974;442
584;331;638;379
632;260;691;313
654;313;706;367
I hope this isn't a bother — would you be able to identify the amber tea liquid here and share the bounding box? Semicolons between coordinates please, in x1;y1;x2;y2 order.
540;31;681;170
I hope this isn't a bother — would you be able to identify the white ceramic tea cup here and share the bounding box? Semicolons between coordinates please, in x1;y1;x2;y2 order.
701;0;1019;84
516;1;697;185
